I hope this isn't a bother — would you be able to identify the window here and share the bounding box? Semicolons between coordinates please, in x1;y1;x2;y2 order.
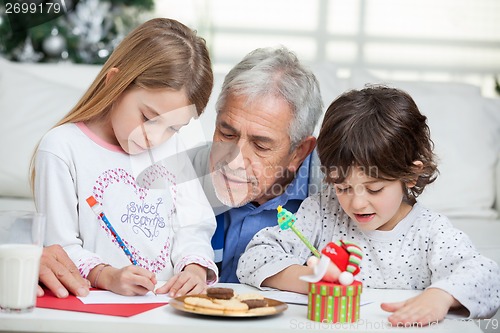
155;0;500;96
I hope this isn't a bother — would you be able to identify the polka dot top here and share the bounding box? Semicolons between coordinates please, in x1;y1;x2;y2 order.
237;189;500;319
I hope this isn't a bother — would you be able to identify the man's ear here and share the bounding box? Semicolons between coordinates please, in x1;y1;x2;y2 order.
105;67;119;85
288;136;317;173
407;160;423;188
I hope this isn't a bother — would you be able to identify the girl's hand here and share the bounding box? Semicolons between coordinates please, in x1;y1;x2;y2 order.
96;265;157;296
155;264;207;297
381;288;461;327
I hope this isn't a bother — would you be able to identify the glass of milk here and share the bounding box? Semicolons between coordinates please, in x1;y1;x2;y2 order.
0;211;45;313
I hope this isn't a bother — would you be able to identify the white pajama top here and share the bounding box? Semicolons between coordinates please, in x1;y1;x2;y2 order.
238;188;500;318
35;123;218;282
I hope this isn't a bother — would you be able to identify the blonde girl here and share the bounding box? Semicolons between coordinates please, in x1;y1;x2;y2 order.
32;18;218;297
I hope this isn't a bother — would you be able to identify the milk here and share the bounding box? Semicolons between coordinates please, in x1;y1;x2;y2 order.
0;244;43;312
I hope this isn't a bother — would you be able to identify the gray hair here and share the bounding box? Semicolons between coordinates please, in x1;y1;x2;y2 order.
215;46;323;149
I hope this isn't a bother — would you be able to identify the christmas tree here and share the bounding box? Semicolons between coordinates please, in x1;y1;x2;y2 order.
0;0;154;64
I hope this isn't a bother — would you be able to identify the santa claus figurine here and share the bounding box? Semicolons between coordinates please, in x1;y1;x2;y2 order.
300;240;363;285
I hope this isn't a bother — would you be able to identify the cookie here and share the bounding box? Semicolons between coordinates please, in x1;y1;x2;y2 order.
207;287;234;300
241;299;268;309
213;299;249;313
184;296;225;310
184;303;225;315
235;293;265;301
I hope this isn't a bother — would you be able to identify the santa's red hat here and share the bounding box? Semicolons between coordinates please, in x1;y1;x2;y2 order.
321;240;363;284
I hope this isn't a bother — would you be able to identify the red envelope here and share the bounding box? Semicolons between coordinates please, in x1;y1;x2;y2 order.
36;289;168;317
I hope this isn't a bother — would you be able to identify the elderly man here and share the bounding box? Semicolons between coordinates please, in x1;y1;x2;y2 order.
191;46;324;283
37;46;324;294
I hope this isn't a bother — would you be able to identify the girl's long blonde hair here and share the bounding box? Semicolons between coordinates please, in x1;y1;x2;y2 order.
30;18;213;191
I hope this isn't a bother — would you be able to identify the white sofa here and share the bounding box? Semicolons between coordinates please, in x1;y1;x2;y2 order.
1;58;499;327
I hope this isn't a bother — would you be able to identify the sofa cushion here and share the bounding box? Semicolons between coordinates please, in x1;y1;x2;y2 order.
0;60;86;198
349;70;500;219
484;98;500;212
451;218;500;266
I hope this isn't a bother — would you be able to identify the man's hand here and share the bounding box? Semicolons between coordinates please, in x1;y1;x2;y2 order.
381;288;461;327
38;245;90;298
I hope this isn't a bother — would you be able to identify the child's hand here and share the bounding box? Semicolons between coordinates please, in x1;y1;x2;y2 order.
99;265;157;296
381;288;460;326
155;264;207;297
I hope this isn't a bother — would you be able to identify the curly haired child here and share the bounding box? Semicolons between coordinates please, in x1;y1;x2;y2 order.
238;86;500;326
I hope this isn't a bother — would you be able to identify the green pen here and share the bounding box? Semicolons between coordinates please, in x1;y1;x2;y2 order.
276;205;321;258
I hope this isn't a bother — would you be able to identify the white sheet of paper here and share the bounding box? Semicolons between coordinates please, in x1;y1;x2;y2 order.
77;290;171;304
261;290;309;305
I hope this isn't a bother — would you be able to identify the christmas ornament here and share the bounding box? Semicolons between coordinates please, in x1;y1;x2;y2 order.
13;36;43;63
0;0;154;64
42;27;66;59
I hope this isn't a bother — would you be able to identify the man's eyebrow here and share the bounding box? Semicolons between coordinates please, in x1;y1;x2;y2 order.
219;121;274;143
219;121;238;133
249;134;274;143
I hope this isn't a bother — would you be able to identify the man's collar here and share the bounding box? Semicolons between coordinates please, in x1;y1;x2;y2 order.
283;152;312;201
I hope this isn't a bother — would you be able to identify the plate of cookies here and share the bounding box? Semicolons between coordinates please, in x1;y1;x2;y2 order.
170;287;288;317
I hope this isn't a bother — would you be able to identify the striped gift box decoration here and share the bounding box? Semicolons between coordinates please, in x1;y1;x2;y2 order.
307;280;362;323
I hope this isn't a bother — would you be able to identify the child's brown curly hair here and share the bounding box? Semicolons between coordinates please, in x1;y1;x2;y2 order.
317;85;438;204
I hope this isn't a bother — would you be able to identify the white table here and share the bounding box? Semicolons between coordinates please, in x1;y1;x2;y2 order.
0;284;483;333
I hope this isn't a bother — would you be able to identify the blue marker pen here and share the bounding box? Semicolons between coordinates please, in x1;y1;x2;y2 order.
86;196;138;266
